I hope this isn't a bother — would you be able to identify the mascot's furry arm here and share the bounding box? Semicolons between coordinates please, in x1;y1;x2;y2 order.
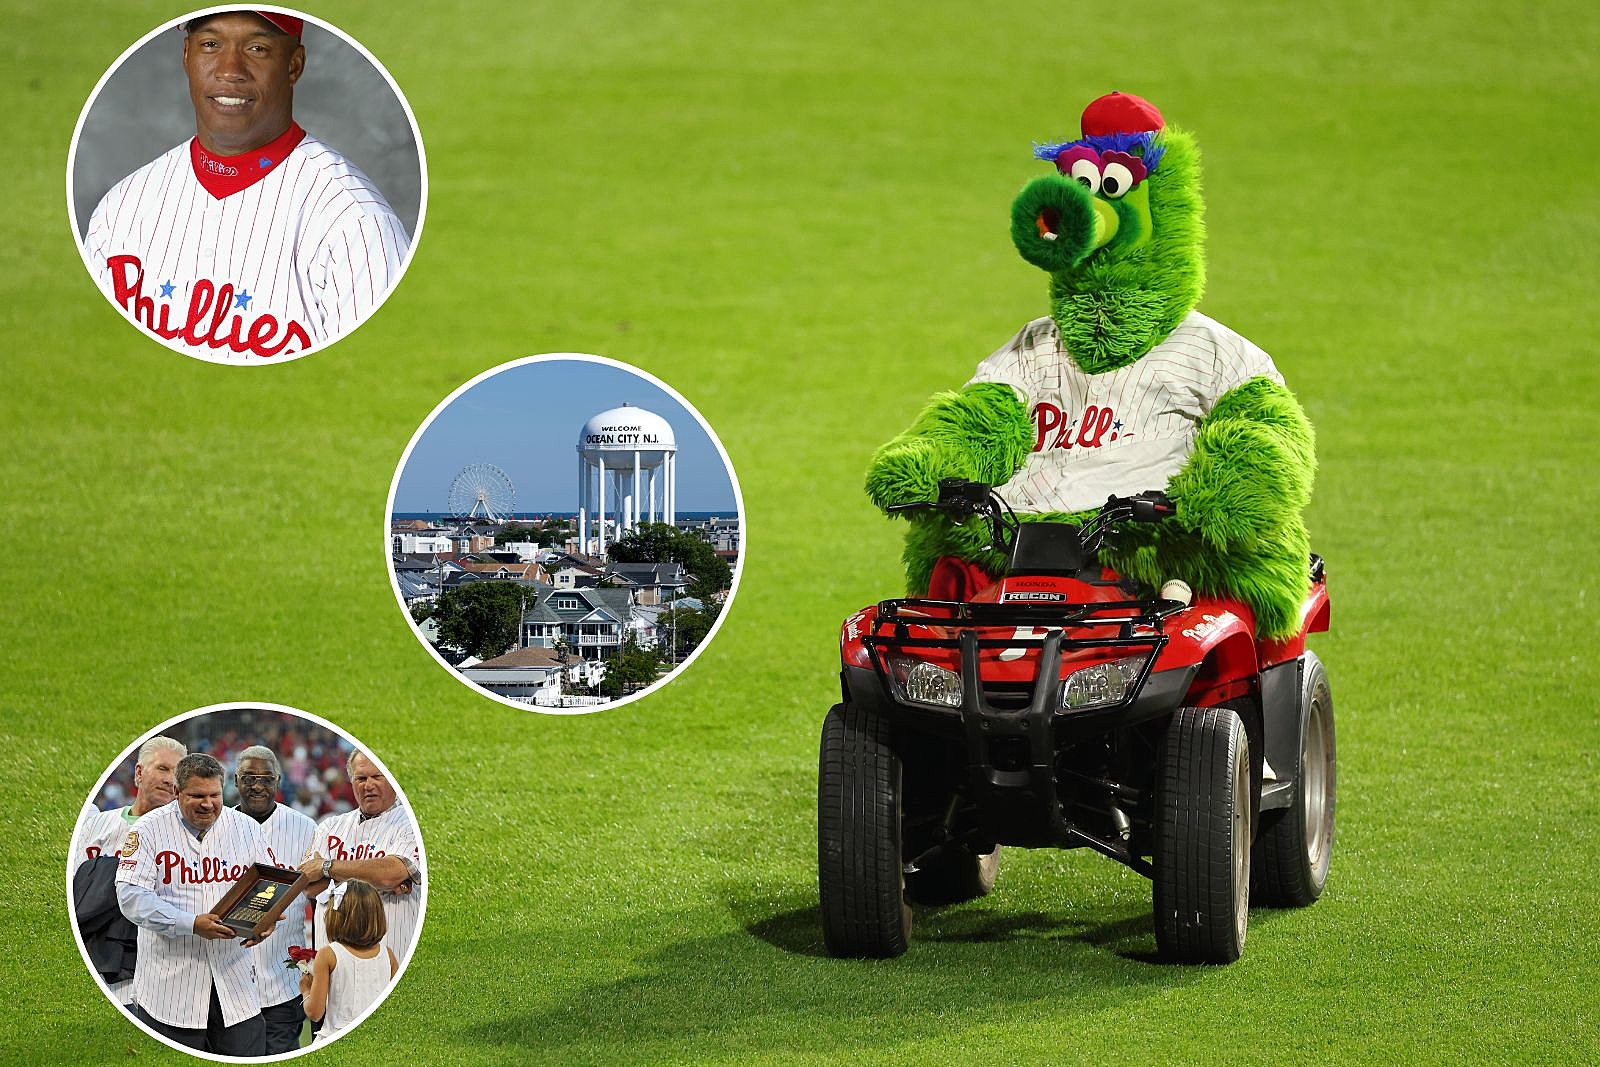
864;383;1032;508
864;382;1033;595
1104;375;1315;639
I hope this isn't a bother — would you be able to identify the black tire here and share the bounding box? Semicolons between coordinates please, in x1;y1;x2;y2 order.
904;845;1001;906
818;702;911;957
1153;705;1252;964
1252;651;1336;906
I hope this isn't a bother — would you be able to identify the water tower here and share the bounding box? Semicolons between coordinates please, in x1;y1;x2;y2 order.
577;404;677;556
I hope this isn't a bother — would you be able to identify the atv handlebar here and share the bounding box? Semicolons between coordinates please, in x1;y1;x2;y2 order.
885;480;1177;559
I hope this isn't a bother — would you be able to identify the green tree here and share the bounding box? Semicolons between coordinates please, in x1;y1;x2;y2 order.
409;600;435;624
607;522;733;598
432;581;530;660
599;632;662;699
496;523;539;546
656;604;712;660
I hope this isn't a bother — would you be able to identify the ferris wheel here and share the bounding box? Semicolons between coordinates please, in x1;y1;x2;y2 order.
447;463;515;522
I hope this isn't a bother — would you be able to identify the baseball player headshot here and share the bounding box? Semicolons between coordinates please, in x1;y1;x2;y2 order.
298;750;425;965
69;703;427;1059
232;744;316;1055
69;8;424;364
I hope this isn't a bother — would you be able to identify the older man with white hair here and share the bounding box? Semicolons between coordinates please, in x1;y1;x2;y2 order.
72;734;188;1008
298;750;424;963
233;744;315;1053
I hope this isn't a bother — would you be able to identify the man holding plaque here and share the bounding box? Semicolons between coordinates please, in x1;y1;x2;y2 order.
115;753;278;1055
298;751;424;964
234;745;315;1054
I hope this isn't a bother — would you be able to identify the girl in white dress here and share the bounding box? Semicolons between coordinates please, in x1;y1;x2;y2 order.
300;879;399;1041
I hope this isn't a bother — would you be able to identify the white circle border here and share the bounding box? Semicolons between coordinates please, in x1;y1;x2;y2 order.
64;700;431;1063
383;353;748;716
63;4;430;368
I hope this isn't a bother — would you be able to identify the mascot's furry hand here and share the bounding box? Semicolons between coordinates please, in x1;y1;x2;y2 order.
867;92;1316;639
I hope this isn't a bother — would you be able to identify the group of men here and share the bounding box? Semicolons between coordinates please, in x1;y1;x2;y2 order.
71;735;423;1055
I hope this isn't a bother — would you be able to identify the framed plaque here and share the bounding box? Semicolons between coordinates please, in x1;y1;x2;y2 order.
212;863;308;939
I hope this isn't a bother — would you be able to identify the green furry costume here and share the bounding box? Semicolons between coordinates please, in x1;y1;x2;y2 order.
865;93;1315;639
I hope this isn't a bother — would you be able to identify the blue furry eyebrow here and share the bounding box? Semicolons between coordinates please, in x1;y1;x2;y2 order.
1031;130;1166;172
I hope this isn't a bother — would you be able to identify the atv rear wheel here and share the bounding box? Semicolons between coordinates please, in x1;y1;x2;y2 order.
818;702;912;957
1153;705;1252;964
1252;652;1336;906
904;845;1001;906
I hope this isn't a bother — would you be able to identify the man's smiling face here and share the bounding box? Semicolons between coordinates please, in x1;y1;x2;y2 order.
182;12;304;155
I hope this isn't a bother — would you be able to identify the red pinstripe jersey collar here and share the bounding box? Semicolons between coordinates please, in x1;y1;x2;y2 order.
189;123;306;199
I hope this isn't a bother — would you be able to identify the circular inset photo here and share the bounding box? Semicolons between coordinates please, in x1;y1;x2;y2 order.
386;354;745;713
67;6;425;364
68;702;426;1059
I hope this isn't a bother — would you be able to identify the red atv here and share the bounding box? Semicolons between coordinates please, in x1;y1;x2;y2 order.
818;479;1334;962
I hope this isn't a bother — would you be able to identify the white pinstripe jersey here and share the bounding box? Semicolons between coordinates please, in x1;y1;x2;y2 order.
71;805;141;1005
115;802;278;1029
84;131;409;362
247;804;316;1008
969;311;1283;515
73;805;139;878
309;801;423;962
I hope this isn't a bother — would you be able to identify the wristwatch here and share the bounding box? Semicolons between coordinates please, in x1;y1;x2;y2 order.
321;857;334;880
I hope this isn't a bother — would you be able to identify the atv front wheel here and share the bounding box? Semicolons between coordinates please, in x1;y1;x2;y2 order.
818;702;911;957
905;845;1001;906
1252;651;1336;906
1153;705;1252;964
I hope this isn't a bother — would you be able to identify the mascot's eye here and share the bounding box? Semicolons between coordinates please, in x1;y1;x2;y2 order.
1069;158;1101;194
1101;161;1135;198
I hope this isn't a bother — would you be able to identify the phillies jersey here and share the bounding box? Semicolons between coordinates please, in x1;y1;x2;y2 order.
83;124;410;362
115;802;277;1029
308;801;423;962
71;805;141;1005
968;311;1283;515
249;804;316;1009
72;805;140;878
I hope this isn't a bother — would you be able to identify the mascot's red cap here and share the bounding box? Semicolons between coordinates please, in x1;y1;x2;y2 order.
1081;92;1165;137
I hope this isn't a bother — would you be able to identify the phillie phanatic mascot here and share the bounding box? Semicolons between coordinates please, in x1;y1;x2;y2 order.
866;92;1315;638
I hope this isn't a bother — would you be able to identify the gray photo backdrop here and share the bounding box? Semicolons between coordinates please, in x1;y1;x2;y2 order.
71;14;422;239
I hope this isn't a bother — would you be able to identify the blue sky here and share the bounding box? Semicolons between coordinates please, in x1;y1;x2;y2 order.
393;357;740;514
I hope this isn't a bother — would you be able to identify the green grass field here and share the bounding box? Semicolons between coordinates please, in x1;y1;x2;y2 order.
6;1;1599;1063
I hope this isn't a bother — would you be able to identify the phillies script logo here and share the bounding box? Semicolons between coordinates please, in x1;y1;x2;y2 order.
1032;403;1128;452
155;850;248;886
326;835;387;862
108;255;311;358
201;158;239;176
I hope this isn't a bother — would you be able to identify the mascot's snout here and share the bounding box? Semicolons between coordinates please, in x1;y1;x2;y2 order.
1011;173;1117;271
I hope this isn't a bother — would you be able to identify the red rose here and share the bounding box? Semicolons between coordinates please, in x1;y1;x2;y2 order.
283;945;318;969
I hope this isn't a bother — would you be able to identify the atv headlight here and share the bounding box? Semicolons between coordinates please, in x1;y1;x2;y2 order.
1061;655;1146;710
889;655;963;708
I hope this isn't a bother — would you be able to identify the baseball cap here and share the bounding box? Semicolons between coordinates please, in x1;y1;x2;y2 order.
1081;92;1165;137
184;11;306;37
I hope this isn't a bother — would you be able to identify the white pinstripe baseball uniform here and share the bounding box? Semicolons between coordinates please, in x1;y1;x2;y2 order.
73;805;140;878
115;802;278;1029
247;804;316;1009
71;804;142;1005
83;123;410;361
969;311;1283;514
309;801;423;961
